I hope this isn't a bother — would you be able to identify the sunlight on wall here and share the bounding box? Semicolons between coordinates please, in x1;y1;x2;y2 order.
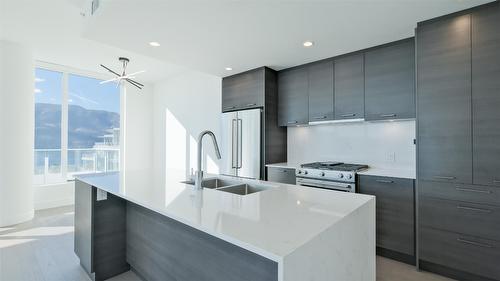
165;109;186;170
189;135;197;175
207;155;220;174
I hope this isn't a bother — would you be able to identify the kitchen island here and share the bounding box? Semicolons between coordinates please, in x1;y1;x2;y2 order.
74;169;375;281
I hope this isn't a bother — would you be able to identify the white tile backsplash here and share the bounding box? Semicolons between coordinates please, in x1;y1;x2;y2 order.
287;120;416;170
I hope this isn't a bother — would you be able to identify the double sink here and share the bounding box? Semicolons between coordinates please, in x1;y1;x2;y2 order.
183;178;272;195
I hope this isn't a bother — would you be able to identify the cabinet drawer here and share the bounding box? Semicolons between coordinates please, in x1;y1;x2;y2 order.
419;180;500;206
359;175;414;255
267;167;296;185
420;227;500;280
420;196;500;241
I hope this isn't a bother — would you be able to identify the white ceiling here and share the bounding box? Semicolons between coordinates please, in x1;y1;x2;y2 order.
1;0;493;80
0;0;186;82
82;0;492;77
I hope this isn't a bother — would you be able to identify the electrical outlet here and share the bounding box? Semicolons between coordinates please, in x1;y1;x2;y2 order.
386;152;396;162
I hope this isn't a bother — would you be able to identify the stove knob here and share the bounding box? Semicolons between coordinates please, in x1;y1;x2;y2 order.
338;173;344;179
347;174;353;179
320;172;325;177
297;170;302;174
304;170;308;175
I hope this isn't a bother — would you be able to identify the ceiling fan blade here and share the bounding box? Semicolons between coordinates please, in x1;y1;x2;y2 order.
100;77;122;84
126;78;144;87
100;64;121;77
125;70;146;77
126;79;143;90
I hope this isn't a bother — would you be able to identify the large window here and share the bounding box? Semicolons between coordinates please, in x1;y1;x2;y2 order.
34;67;121;185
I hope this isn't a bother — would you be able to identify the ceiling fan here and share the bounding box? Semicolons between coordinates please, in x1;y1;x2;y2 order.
100;57;145;90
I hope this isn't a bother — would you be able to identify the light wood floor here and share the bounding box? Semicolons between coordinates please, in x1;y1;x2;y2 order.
0;206;455;281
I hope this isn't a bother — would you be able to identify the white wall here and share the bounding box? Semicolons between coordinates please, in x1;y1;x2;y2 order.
152;70;222;190
0;40;35;226
287;120;415;170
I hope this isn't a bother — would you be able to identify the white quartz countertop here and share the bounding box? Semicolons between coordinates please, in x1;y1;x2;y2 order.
265;162;299;169
266;162;416;179
358;167;416;179
76;169;374;262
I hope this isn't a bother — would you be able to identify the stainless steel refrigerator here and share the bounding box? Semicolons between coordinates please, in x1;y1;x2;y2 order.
220;108;261;179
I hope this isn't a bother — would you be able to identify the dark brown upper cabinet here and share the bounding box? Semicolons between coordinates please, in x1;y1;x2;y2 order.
278;67;309;126
222;67;265;112
334;54;365;120
472;4;500;187
308;60;334;122
417;14;472;184
365;39;415;121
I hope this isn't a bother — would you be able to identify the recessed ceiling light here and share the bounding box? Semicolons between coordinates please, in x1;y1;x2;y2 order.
149;41;160;47
303;41;314;47
225;67;233;71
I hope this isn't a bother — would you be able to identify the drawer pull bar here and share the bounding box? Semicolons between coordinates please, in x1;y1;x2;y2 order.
244;103;257;107
494;180;500;184
456;205;492;213
433;176;456;180
287;121;298;124
224;106;236;110
313;116;327;120
380;114;396;118
340;113;356;117
376;179;394;184
455;187;492;194
457;238;493;248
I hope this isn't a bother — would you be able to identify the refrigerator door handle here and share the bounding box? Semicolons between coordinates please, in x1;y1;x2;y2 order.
237;119;243;168
232;119;238;169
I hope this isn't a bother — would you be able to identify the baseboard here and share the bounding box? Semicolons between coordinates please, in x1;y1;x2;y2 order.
0;209;34;227
377;247;416;265
35;197;74;211
419;260;498;281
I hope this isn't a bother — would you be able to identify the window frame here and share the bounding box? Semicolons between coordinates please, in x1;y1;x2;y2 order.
35;61;122;185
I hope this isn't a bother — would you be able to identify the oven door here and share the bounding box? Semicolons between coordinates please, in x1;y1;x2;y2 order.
296;177;355;192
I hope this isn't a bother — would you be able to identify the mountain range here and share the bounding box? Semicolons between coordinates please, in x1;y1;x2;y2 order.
35;103;120;149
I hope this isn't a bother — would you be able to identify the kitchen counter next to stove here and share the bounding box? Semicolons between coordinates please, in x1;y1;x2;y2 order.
75;169;376;281
266;162;416;180
265;162;299;169
358;167;416;179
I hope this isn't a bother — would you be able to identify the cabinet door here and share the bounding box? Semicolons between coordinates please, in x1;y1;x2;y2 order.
267;167;296;184
417;15;472;184
365;39;415;121
358;175;414;256
334;54;364;120
308;60;334;122
222;68;264;112
472;5;500;187
278;67;309;126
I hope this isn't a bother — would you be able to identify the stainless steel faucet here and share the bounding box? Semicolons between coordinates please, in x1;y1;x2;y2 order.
195;130;222;189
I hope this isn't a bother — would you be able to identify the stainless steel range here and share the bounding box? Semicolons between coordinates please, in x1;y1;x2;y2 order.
295;161;368;192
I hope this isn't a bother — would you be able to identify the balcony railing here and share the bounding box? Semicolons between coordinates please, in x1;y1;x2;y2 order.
34;148;120;185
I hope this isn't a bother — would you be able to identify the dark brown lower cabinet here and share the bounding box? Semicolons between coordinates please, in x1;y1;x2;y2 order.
420;227;500;281
266;166;296;184
418;180;500;281
358;175;415;264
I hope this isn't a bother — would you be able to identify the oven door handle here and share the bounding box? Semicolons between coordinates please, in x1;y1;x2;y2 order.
296;177;354;191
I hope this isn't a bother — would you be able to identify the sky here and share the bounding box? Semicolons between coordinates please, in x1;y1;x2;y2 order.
35;68;121;113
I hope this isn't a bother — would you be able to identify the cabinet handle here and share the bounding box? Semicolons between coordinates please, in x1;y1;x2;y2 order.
340;113;356;118
224;106;236;110
455;187;492;194
433;175;456;180
380;114;396;118
287;121;298;125
493;180;500;184
313;116;327;120
457;205;492;213
457;238;493;248
244;103;257;107
376;179;394;184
